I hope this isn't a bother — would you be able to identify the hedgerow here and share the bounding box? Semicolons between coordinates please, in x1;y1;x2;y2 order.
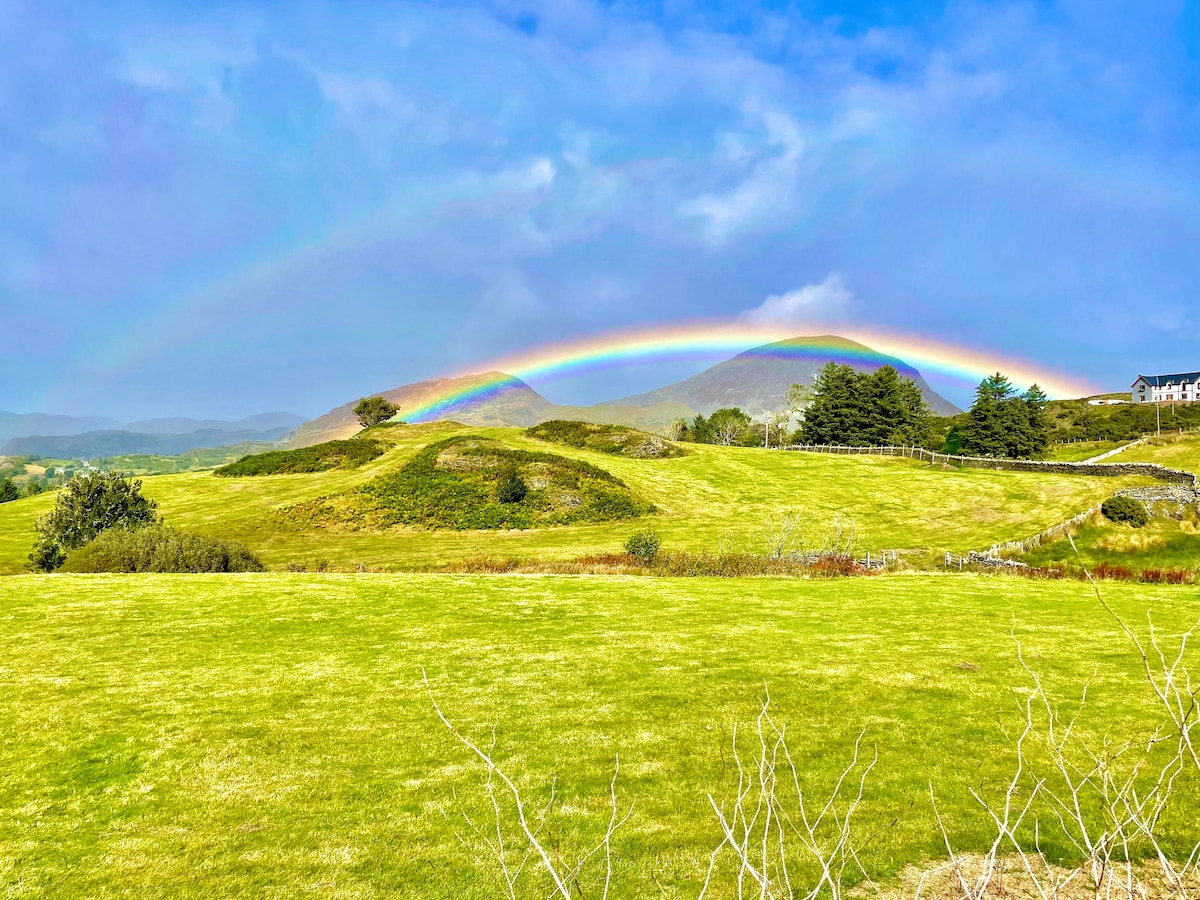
215;438;387;476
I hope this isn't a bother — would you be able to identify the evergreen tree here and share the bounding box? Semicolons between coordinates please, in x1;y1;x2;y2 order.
962;372;1016;457
799;363;933;446
799;363;861;444
961;373;1051;459
0;479;19;503
1021;384;1052;457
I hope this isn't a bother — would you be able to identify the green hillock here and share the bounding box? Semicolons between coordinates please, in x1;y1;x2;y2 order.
290;436;655;531
525;420;683;458
215;438;387;477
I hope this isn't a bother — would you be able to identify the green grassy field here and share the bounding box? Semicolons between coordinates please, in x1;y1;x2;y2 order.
0;573;1196;898
1021;512;1200;570
1109;433;1200;471
0;424;1156;573
1043;440;1124;462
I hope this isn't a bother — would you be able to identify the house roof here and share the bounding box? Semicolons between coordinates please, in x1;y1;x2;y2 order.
1132;372;1200;388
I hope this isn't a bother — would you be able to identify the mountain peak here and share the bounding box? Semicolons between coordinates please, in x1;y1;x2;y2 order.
604;334;960;416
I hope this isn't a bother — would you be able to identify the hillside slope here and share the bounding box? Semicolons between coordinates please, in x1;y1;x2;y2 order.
289;372;692;447
604;335;961;417
0;424;1151;573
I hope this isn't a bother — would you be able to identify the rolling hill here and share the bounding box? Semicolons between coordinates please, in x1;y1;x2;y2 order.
1;412;307;458
288;372;692;447
290;335;959;445
0;411;121;444
0;422;1153;574
604;335;961;417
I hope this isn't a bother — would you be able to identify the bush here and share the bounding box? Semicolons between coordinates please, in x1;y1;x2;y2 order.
624;530;661;563
525;421;684;458
216;438;387;476
0;478;19;503
59;526;264;573
30;471;160;571
1102;495;1150;528
497;471;527;503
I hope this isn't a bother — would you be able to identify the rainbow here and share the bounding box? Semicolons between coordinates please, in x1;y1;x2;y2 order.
402;321;1101;422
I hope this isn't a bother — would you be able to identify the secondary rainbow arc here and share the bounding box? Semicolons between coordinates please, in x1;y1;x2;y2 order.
402;322;1100;423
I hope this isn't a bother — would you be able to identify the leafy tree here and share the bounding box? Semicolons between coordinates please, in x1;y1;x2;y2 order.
353;396;400;429
29;471;160;571
709;407;755;446
0;479;19;503
22;481;45;497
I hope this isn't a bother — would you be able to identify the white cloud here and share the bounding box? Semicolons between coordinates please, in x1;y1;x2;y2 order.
740;273;852;324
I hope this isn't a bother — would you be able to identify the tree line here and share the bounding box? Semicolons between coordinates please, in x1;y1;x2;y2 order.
670;362;1052;459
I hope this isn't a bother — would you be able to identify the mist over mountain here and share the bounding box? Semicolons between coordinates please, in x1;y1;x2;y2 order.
3;427;298;459
0;411;122;445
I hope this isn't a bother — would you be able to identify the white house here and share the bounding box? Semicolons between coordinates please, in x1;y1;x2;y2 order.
1131;372;1200;403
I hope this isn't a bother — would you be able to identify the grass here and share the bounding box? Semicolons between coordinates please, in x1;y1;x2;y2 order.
0;573;1196;898
1022;514;1200;570
1043;440;1124;462
0;423;1157;573
1108;432;1200;471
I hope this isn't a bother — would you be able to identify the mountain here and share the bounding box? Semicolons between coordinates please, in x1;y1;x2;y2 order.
120;413;305;434
0;411;122;445
2;427;297;459
603;335;961;417
289;372;692;447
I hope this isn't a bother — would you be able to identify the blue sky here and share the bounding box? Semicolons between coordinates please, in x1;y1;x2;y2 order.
1;0;1198;418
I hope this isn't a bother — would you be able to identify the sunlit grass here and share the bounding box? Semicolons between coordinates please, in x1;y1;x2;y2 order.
0;573;1195;898
0;424;1155;573
1109;432;1200;472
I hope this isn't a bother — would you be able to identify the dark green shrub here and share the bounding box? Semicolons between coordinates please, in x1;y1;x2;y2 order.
497;471;527;503
624;530;661;563
30;471;160;571
1102;495;1150;528
59;526;264;573
216;438;386;476
0;478;19;503
23;481;44;497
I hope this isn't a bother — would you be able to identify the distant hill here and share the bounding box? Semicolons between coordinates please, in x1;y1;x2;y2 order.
0;411;121;445
2;427;297;459
289;372;693;447
602;335;961;417
120;413;305;434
